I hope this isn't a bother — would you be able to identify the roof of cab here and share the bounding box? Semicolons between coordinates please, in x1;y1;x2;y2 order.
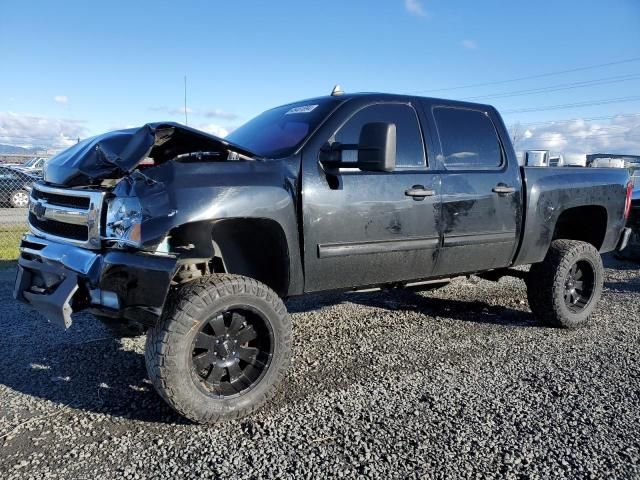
287;91;496;113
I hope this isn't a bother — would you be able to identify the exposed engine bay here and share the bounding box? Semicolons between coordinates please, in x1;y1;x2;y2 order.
43;122;258;187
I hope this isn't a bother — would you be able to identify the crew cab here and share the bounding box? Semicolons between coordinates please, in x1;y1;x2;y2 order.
14;92;633;423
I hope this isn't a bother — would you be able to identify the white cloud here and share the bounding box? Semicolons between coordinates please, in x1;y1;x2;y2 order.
461;40;477;49
149;106;195;116
204;109;239;120
107;123;136;131
149;106;238;120
53;95;69;104
404;0;429;17
168;106;195;115
0;112;88;148
196;123;231;138
512;114;640;164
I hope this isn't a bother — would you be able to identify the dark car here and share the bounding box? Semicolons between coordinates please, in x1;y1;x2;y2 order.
14;92;633;424
0;165;36;208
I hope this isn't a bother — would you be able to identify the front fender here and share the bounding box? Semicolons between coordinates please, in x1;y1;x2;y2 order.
113;158;303;295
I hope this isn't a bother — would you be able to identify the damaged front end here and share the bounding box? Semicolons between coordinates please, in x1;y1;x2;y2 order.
15;122;261;328
14;234;176;328
44;122;258;187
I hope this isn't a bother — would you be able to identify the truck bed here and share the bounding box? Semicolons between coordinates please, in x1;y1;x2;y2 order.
513;166;630;266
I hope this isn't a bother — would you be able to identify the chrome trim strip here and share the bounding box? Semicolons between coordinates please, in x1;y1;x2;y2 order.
32;182;100;198
443;231;517;248
318;236;439;258
31;201;88;226
28;183;106;249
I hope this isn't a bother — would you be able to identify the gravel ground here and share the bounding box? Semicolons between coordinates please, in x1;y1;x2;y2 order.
0;255;638;479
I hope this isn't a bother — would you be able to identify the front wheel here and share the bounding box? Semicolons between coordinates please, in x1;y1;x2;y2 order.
526;240;604;329
145;274;292;424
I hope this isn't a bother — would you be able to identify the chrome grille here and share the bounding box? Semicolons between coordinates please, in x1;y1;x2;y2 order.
28;183;106;249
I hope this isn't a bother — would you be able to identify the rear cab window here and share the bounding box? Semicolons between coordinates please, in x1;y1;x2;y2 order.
433;107;503;170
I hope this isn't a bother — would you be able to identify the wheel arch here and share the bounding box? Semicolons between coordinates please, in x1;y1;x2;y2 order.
514;202;612;266
168;217;293;297
551;205;608;250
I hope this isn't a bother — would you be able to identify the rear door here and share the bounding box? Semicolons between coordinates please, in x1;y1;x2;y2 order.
301;100;442;292
427;105;523;276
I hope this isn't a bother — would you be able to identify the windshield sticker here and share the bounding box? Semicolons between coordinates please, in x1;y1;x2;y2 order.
286;104;318;115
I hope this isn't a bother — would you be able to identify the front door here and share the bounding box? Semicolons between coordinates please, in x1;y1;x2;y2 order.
301;101;442;292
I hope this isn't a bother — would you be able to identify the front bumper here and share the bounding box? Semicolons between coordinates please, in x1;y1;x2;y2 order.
14;234;177;328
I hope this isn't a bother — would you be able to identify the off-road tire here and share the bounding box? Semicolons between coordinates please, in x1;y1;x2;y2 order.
527;240;604;329
145;274;292;424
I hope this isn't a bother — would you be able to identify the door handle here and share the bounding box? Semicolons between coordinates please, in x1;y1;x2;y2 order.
492;185;516;195
405;185;436;198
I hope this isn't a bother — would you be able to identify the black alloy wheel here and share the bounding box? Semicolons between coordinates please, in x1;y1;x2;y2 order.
563;260;595;313
527;239;604;329
191;309;273;397
145;274;292;424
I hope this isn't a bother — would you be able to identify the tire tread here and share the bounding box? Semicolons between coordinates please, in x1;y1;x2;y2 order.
527;240;604;329
145;274;292;424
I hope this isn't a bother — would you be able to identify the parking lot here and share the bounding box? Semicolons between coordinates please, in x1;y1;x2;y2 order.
0;255;638;479
0;208;27;226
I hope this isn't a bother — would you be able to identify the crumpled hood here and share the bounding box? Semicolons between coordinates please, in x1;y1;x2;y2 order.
44;122;257;187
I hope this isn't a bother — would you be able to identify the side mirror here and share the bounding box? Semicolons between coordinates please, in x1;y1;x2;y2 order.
357;122;396;172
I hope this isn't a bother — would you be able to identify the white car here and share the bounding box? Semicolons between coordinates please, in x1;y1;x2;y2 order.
14;157;47;175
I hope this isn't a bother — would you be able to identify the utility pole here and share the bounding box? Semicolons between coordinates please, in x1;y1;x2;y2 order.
184;75;188;126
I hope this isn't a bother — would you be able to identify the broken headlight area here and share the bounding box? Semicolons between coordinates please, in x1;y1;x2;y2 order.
105;196;144;248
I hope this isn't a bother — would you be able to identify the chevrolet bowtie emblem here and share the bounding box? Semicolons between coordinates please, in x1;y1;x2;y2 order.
30;201;47;221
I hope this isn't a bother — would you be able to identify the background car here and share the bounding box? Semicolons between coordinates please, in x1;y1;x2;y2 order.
0;166;37;208
14;157;47;177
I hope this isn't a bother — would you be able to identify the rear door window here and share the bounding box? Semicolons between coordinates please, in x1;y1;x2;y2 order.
434;107;502;169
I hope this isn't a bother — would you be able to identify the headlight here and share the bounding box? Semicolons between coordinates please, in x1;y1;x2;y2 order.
105;196;143;247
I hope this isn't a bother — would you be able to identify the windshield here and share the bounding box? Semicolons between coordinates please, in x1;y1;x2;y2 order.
226;98;342;158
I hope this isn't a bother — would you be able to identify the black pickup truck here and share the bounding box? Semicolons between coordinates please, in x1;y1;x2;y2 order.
14;92;633;423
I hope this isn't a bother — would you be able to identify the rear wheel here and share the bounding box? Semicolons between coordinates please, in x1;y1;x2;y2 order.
527;240;603;329
145;274;292;423
10;189;29;208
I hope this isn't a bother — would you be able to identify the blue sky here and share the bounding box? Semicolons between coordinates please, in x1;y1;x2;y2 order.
1;0;639;159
